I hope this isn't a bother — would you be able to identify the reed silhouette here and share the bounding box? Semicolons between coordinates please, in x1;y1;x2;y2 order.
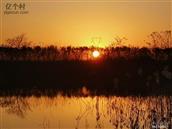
1;96;171;129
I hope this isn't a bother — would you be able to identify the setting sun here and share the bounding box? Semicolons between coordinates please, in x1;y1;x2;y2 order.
92;50;100;58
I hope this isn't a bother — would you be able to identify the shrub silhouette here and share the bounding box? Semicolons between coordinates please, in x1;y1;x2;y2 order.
5;34;32;48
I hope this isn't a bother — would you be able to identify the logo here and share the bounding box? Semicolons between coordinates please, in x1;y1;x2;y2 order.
4;2;29;15
151;118;170;129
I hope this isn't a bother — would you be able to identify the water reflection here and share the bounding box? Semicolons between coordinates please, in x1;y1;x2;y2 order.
0;97;31;118
0;96;172;129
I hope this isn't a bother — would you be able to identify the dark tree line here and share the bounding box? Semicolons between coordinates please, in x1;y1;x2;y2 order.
0;31;171;61
0;45;172;61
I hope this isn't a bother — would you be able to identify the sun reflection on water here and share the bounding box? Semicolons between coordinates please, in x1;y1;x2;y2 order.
0;96;171;129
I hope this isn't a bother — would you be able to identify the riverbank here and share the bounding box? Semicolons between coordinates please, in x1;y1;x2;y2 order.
0;59;172;96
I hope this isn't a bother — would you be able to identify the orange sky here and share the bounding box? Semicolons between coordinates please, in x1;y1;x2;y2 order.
1;0;172;47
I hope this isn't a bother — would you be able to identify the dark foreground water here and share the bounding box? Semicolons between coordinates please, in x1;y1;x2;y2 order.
0;95;172;129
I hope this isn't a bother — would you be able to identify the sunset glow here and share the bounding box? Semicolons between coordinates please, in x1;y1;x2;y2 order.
1;1;172;128
1;0;171;47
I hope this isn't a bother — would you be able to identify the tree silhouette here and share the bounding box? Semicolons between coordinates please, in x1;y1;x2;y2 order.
147;30;171;48
6;34;32;48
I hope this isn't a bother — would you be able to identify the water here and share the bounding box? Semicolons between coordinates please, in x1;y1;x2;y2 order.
0;95;172;129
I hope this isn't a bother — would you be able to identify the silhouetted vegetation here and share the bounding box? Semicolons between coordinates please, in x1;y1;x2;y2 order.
0;96;171;128
0;31;171;96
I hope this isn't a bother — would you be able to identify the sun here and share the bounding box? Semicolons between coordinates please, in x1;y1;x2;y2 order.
92;50;100;58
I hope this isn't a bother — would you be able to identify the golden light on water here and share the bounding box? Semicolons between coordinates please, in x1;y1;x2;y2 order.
0;96;171;129
92;50;100;58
